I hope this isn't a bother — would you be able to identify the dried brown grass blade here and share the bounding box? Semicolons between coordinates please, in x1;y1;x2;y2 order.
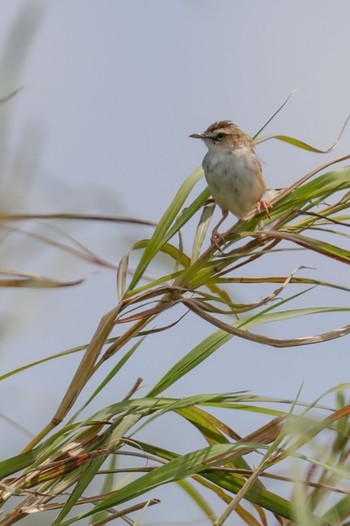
184;298;350;348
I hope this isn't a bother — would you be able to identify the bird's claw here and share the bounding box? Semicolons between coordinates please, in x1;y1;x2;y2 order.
256;199;272;219
211;229;226;253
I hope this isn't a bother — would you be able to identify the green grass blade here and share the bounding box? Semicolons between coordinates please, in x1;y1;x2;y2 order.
128;168;204;289
58;443;297;525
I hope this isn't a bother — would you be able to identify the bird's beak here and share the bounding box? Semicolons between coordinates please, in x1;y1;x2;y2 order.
189;133;204;139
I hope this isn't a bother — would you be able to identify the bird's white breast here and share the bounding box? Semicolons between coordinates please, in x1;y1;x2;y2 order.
203;146;265;218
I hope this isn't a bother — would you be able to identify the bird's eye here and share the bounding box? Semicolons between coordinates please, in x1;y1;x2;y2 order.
215;133;225;141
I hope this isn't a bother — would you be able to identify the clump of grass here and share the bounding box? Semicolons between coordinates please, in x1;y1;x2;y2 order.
1;102;350;525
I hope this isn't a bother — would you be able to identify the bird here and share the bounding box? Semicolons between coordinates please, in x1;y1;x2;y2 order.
190;120;271;249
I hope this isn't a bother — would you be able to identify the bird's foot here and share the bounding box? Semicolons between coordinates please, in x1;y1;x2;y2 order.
209;209;229;253
210;228;226;253
256;199;272;219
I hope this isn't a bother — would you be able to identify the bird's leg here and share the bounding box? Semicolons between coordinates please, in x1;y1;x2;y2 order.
210;209;229;252
256;199;272;219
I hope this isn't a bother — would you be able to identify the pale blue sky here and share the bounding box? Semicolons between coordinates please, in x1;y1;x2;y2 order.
1;2;350;524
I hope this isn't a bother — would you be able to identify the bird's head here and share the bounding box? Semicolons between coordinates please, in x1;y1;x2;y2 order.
190;120;251;151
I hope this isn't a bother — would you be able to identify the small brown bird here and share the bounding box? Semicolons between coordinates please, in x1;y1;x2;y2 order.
190;120;271;249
